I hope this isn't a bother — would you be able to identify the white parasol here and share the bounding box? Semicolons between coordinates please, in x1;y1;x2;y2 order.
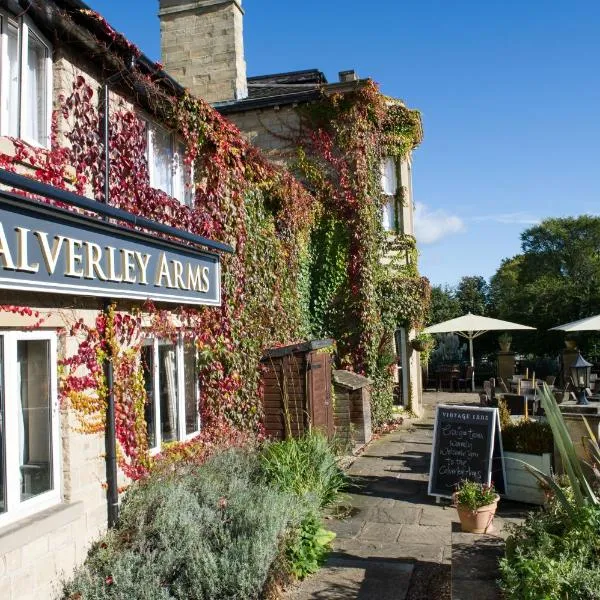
423;313;536;390
550;314;600;332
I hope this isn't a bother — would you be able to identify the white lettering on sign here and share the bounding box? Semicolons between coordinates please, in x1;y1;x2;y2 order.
0;222;212;294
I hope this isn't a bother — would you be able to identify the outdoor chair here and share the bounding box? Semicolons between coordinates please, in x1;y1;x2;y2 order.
457;365;474;392
436;364;459;392
545;375;556;387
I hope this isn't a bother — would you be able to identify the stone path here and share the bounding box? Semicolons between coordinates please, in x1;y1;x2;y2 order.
287;394;454;600
286;392;527;600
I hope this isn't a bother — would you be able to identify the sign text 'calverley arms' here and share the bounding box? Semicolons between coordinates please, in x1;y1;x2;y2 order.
0;199;220;306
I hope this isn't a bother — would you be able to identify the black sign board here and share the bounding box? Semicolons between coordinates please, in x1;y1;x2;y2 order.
0;195;220;306
428;405;506;498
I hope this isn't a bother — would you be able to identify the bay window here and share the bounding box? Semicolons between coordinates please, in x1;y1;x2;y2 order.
0;13;52;147
0;331;60;526
146;121;193;207
142;337;200;450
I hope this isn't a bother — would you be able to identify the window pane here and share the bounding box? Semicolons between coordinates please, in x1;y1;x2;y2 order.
142;345;156;448
0;340;5;513
150;126;173;196
381;157;397;195
17;339;52;501
7;22;19;138
159;343;178;443
184;342;199;435
382;199;396;231
24;32;48;145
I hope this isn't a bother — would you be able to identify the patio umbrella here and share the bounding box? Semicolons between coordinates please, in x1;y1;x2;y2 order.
550;314;600;332
423;313;535;390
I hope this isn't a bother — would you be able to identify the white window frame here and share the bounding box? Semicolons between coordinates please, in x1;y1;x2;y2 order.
0;12;52;149
143;335;200;452
146;120;194;207
0;330;60;528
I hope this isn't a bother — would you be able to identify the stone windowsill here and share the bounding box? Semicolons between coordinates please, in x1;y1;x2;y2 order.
0;501;84;555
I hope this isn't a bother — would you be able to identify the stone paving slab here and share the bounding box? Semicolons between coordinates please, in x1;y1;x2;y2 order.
284;392;488;599
287;557;413;600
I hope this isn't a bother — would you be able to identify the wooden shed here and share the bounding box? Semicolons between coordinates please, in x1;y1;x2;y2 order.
261;339;334;440
332;370;373;448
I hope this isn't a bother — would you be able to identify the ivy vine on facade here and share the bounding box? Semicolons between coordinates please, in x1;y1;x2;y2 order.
0;1;429;597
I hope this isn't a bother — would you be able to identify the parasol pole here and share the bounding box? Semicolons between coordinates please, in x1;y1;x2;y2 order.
469;334;475;391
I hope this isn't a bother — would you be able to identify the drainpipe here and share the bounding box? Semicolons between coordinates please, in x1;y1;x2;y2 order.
100;69;127;529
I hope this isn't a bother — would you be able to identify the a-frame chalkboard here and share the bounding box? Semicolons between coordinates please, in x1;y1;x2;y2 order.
428;405;506;499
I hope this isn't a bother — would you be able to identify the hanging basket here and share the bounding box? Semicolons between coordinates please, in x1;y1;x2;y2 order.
411;339;432;352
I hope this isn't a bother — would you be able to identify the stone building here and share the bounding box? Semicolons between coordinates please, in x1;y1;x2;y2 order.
0;2;230;597
159;0;424;412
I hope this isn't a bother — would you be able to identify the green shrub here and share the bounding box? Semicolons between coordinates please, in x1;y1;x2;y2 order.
501;418;554;454
285;512;336;580
61;450;301;600
259;431;346;509
500;497;600;599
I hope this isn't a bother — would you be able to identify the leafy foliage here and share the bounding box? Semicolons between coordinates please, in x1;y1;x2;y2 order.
285;513;336;580
454;480;497;510
296;82;428;421
61;451;302;599
489;216;600;356
501;418;554;455
500;497;600;599
259;431;347;509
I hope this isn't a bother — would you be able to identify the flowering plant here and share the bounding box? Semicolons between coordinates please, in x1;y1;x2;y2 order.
454;480;498;510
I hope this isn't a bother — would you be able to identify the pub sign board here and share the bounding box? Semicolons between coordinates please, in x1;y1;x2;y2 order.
428;405;506;498
0;196;220;306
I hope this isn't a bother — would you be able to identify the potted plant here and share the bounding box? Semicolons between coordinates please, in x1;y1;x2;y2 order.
499;403;554;505
453;480;499;533
411;332;434;353
498;332;512;352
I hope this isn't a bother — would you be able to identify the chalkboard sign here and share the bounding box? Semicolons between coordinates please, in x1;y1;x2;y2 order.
428;405;505;498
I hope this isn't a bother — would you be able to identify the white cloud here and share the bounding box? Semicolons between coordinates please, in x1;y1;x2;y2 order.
469;212;540;225
414;202;465;244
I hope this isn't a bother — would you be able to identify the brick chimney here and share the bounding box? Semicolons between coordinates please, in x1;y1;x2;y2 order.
158;0;248;103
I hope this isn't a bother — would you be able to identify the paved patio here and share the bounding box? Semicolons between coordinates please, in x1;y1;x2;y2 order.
286;391;526;600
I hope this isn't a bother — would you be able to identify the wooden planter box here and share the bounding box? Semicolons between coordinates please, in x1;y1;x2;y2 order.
503;451;552;505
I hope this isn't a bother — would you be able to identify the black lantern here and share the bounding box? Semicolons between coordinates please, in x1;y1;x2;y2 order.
571;352;592;405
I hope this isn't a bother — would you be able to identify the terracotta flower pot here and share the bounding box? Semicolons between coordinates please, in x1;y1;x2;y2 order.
454;494;500;534
499;342;511;352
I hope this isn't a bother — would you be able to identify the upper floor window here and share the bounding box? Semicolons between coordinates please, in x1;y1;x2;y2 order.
142;336;200;451
0;331;60;527
0;13;52;148
381;157;397;232
146;121;193;207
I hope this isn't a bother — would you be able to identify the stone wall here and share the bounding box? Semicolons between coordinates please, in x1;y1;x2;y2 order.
227;106;301;166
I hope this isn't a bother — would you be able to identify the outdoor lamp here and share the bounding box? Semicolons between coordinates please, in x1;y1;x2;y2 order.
571;352;592;405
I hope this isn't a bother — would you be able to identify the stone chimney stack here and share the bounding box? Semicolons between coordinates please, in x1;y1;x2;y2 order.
158;0;248;103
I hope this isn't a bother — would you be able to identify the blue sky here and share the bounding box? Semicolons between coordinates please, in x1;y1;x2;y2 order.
86;0;600;287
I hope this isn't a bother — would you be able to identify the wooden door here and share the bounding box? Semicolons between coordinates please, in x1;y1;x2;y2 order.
307;351;333;439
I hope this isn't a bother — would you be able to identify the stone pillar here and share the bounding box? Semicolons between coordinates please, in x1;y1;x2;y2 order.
159;0;248;103
497;351;515;382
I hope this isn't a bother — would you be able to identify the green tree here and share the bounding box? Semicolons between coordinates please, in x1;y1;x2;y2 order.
489;216;600;356
427;285;461;325
455;275;489;315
